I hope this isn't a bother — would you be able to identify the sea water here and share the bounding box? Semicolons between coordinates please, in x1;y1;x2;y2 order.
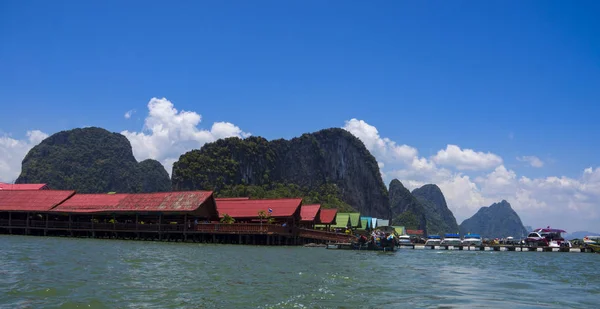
1;235;598;308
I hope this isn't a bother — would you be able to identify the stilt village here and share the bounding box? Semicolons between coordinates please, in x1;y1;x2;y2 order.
0;182;406;246
1;182;597;253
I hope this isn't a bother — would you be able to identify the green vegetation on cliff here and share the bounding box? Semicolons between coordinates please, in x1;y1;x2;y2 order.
16;127;171;193
412;184;459;235
459;200;528;239
388;179;428;233
172;128;390;217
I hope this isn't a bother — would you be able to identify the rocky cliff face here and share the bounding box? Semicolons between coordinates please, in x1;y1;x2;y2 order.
412;184;459;235
138;159;172;193
172;128;391;218
459;200;528;239
388;179;427;233
16;127;171;193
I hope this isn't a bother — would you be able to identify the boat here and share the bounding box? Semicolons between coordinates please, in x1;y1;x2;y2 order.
425;235;441;246
525;227;567;247
441;233;462;246
397;234;412;246
327;233;397;251
584;237;600;253
352;243;396;252
461;233;482;246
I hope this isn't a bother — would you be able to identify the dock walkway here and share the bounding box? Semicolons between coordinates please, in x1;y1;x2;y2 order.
397;244;594;253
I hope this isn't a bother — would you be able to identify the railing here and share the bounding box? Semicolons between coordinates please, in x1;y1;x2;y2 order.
195;223;292;235
298;228;357;242
0;219;27;227
0;220;293;236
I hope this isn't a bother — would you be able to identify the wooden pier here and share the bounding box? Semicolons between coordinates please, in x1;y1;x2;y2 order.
396;244;595;253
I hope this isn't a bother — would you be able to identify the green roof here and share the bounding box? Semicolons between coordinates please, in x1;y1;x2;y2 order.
347;212;361;228
358;218;368;230
332;213;350;228
392;226;406;235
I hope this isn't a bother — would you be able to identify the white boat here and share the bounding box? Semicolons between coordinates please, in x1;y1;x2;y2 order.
397;234;412;245
583;235;600;244
462;233;482;246
441;233;462;246
425;235;441;246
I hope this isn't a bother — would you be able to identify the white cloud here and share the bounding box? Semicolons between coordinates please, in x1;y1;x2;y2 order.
342;118;600;232
517;155;544;168
121;97;250;174
124;109;136;119
476;165;518;196
432;144;503;170
343;118;417;164
0;130;49;182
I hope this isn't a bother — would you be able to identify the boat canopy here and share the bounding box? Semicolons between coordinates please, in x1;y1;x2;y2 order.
464;234;481;238
535;228;566;233
444;233;460;238
427;235;441;239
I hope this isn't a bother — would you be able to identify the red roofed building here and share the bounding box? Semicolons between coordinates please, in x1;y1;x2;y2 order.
406;229;424;236
0;190;75;212
300;204;321;228
0;182;49;190
315;208;337;230
53;191;217;217
0;190;76;229
216;198;302;225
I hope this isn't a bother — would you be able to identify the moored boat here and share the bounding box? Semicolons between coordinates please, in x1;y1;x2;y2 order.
461;233;482;246
397;234;412;246
588;243;600;253
583;235;600;245
441;233;462;246
525;227;567;247
425;235;441;246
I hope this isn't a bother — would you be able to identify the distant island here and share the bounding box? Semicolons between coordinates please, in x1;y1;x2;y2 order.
15;126;532;238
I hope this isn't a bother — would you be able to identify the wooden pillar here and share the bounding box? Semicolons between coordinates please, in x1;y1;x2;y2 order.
91;215;95;238
25;212;30;235
44;213;49;236
8;212;12;234
158;214;163;241
238;234;242;244
69;214;73;237
183;214;188;242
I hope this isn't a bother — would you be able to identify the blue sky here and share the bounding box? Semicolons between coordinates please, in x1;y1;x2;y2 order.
1;1;599;232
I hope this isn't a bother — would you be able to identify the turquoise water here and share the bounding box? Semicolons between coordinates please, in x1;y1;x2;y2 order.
1;235;598;308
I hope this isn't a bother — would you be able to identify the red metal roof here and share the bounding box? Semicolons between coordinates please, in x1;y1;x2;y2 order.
0;182;48;190
53;191;214;213
319;208;337;224
52;194;128;213
406;229;424;235
215;197;250;201
0;190;75;211
216;198;302;218
300;204;321;222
